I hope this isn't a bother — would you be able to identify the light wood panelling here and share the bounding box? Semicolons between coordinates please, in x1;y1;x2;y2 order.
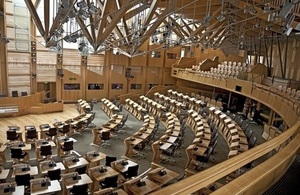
5;0;13;15
0;104;78;143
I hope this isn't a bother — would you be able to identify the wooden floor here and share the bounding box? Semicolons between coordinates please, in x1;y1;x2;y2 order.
0;104;79;143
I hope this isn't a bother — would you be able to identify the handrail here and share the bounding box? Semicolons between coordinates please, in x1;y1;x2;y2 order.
151;121;300;195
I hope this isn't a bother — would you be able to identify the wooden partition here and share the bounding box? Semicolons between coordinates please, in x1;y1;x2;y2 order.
0;91;63;116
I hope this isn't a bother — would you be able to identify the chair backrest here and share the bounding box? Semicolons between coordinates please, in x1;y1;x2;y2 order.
278;123;285;131
71;184;89;195
62;140;73;151
10;148;23;158
102;175;118;188
105;156;117;167
249;136;257;148
62;124;70;132
40;145;52;156
7;130;18;140
26;129;37;139
101;131;110;141
48;127;57;135
75;165;87;174
47;168;61;181
126;165;139;178
15;173;30;186
246;129;253;140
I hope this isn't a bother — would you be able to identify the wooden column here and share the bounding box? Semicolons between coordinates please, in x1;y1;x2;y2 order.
0;1;8;95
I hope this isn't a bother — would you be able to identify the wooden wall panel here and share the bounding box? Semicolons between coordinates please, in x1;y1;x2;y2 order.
162;68;175;85
164;47;181;68
85;69;108;101
5;0;13;15
109;68;127;100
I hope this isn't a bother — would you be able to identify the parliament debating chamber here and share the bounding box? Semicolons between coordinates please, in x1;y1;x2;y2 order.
0;0;300;194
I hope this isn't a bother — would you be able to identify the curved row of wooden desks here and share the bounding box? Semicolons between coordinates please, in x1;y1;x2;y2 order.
149;68;300;194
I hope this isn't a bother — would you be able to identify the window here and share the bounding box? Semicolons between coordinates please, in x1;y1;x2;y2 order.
167;53;177;59
151;51;161;58
88;83;104;90
64;84;80;90
111;83;123;90
130;84;142;90
14;4;30;51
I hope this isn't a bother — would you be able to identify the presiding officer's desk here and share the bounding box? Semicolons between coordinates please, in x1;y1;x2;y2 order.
61;172;93;195
30;177;61;195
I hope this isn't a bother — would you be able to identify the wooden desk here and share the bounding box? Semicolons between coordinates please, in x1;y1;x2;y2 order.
148;167;179;186
10;141;32;151
84;151;106;168
128;178;160;195
62;173;93;195
112;159;138;173
0;145;7;164
94;188;128;195
88;166;119;191
133;132;150;140
31;180;61;195
56;137;77;156
0;169;9;181
11;165;39;178
63;157;89;173
39;161;66;175
193;138;210;148
159;142;172;151
2;185;25;195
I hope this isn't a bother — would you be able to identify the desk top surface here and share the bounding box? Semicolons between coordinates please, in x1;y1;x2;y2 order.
89;166;119;181
85;152;107;162
64;157;89;169
64;173;93;190
11;166;38;178
31;180;61;195
0;169;9;180
113;159;138;173
128;178;160;195
40;162;66;175
148;167;179;185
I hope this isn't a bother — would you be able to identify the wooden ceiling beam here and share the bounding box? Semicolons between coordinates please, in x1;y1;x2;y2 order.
75;13;94;48
97;0;132;44
96;0;111;44
143;0;159;27
44;0;49;38
192;6;222;36
124;3;151;21
49;0;75;40
24;0;45;38
135;5;174;52
87;0;96;43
